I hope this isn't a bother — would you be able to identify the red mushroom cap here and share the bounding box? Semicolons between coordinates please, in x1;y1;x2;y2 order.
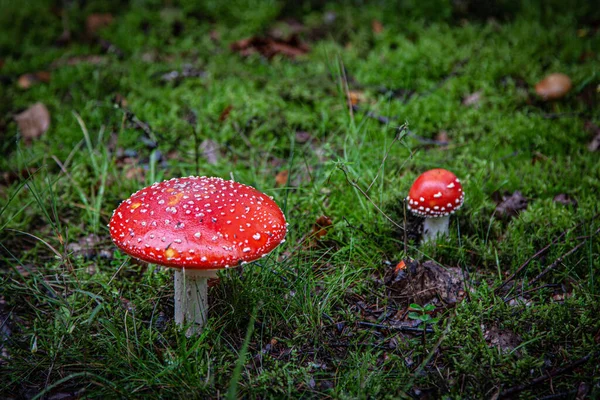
406;169;464;218
109;176;287;269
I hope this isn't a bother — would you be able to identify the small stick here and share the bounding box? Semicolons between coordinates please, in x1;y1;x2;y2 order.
499;352;596;398
495;215;599;294
357;321;434;334
528;241;587;287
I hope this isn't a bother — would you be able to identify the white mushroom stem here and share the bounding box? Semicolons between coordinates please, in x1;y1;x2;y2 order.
174;268;218;336
422;215;450;243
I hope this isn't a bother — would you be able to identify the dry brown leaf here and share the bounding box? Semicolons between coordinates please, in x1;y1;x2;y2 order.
372;20;384;34
482;324;522;354
200;139;220;165
295;131;312;143
51;55;107;68
585;121;600;151
311;215;332;238
435;130;450;145
219;105;233;122
17;71;51;89
113;93;128;107
347;90;366;106
275;170;289;187
462;91;483;107
553;193;577;207
14;103;50;143
385;259;465;306
493;191;528;219
231;35;309;59
86;13;114;36
124;166;145;182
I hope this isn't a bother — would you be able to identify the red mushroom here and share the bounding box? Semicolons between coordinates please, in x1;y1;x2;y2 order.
406;169;464;243
109;176;287;335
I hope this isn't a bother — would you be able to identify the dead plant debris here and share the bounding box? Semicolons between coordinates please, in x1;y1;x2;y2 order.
385;259;466;306
493;190;528;219
17;71;51;89
584;121;600;151
231;34;309;59
14;103;51;143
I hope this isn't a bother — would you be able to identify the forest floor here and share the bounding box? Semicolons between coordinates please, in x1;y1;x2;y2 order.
1;0;599;398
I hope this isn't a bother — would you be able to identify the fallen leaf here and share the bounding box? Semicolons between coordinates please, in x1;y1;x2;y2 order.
275;170;289;186
86;13;114;37
113;93;128;107
295;131;312;143
200;139;220;165
231;34;309;59
372;20;384;34
394;260;407;274
493;191;528;219
51;55;107;68
435;130;450;146
385;260;466;306
209;30;220;42
481;323;522;354
311;215;332;238
17;71;51;89
67;234;103;260
219;105;233;122
553;193;578;207
14;103;50;143
585;121;600;151
347;90;367;106
124;166;145;182
535;73;572;101
462;91;483;107
159;64;205;83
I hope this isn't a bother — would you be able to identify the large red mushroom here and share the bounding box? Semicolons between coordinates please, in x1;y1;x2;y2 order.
406;169;464;243
109;176;287;335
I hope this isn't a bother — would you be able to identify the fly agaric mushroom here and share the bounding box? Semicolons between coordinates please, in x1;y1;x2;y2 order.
406;169;463;243
109;176;287;335
535;73;572;101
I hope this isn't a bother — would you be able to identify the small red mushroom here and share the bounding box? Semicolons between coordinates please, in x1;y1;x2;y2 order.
406;169;464;243
109;176;287;335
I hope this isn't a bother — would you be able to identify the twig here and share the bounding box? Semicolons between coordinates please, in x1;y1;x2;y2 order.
338;164;403;231
528;241;587;287
357;321;434;334
495;214;599;294
499;352;596;398
500;284;560;307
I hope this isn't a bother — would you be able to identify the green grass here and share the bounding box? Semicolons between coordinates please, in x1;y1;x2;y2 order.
1;0;599;398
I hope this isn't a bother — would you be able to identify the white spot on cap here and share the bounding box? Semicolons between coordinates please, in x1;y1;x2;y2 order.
419;197;425;202
194;232;201;238
433;192;442;198
253;233;261;240
242;247;251;253
447;182;455;189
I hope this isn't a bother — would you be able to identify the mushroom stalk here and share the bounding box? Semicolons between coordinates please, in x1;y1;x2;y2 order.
422;216;450;243
174;268;218;336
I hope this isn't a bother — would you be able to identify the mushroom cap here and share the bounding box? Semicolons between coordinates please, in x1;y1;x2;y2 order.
535;73;572;101
406;169;464;218
109;176;287;269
